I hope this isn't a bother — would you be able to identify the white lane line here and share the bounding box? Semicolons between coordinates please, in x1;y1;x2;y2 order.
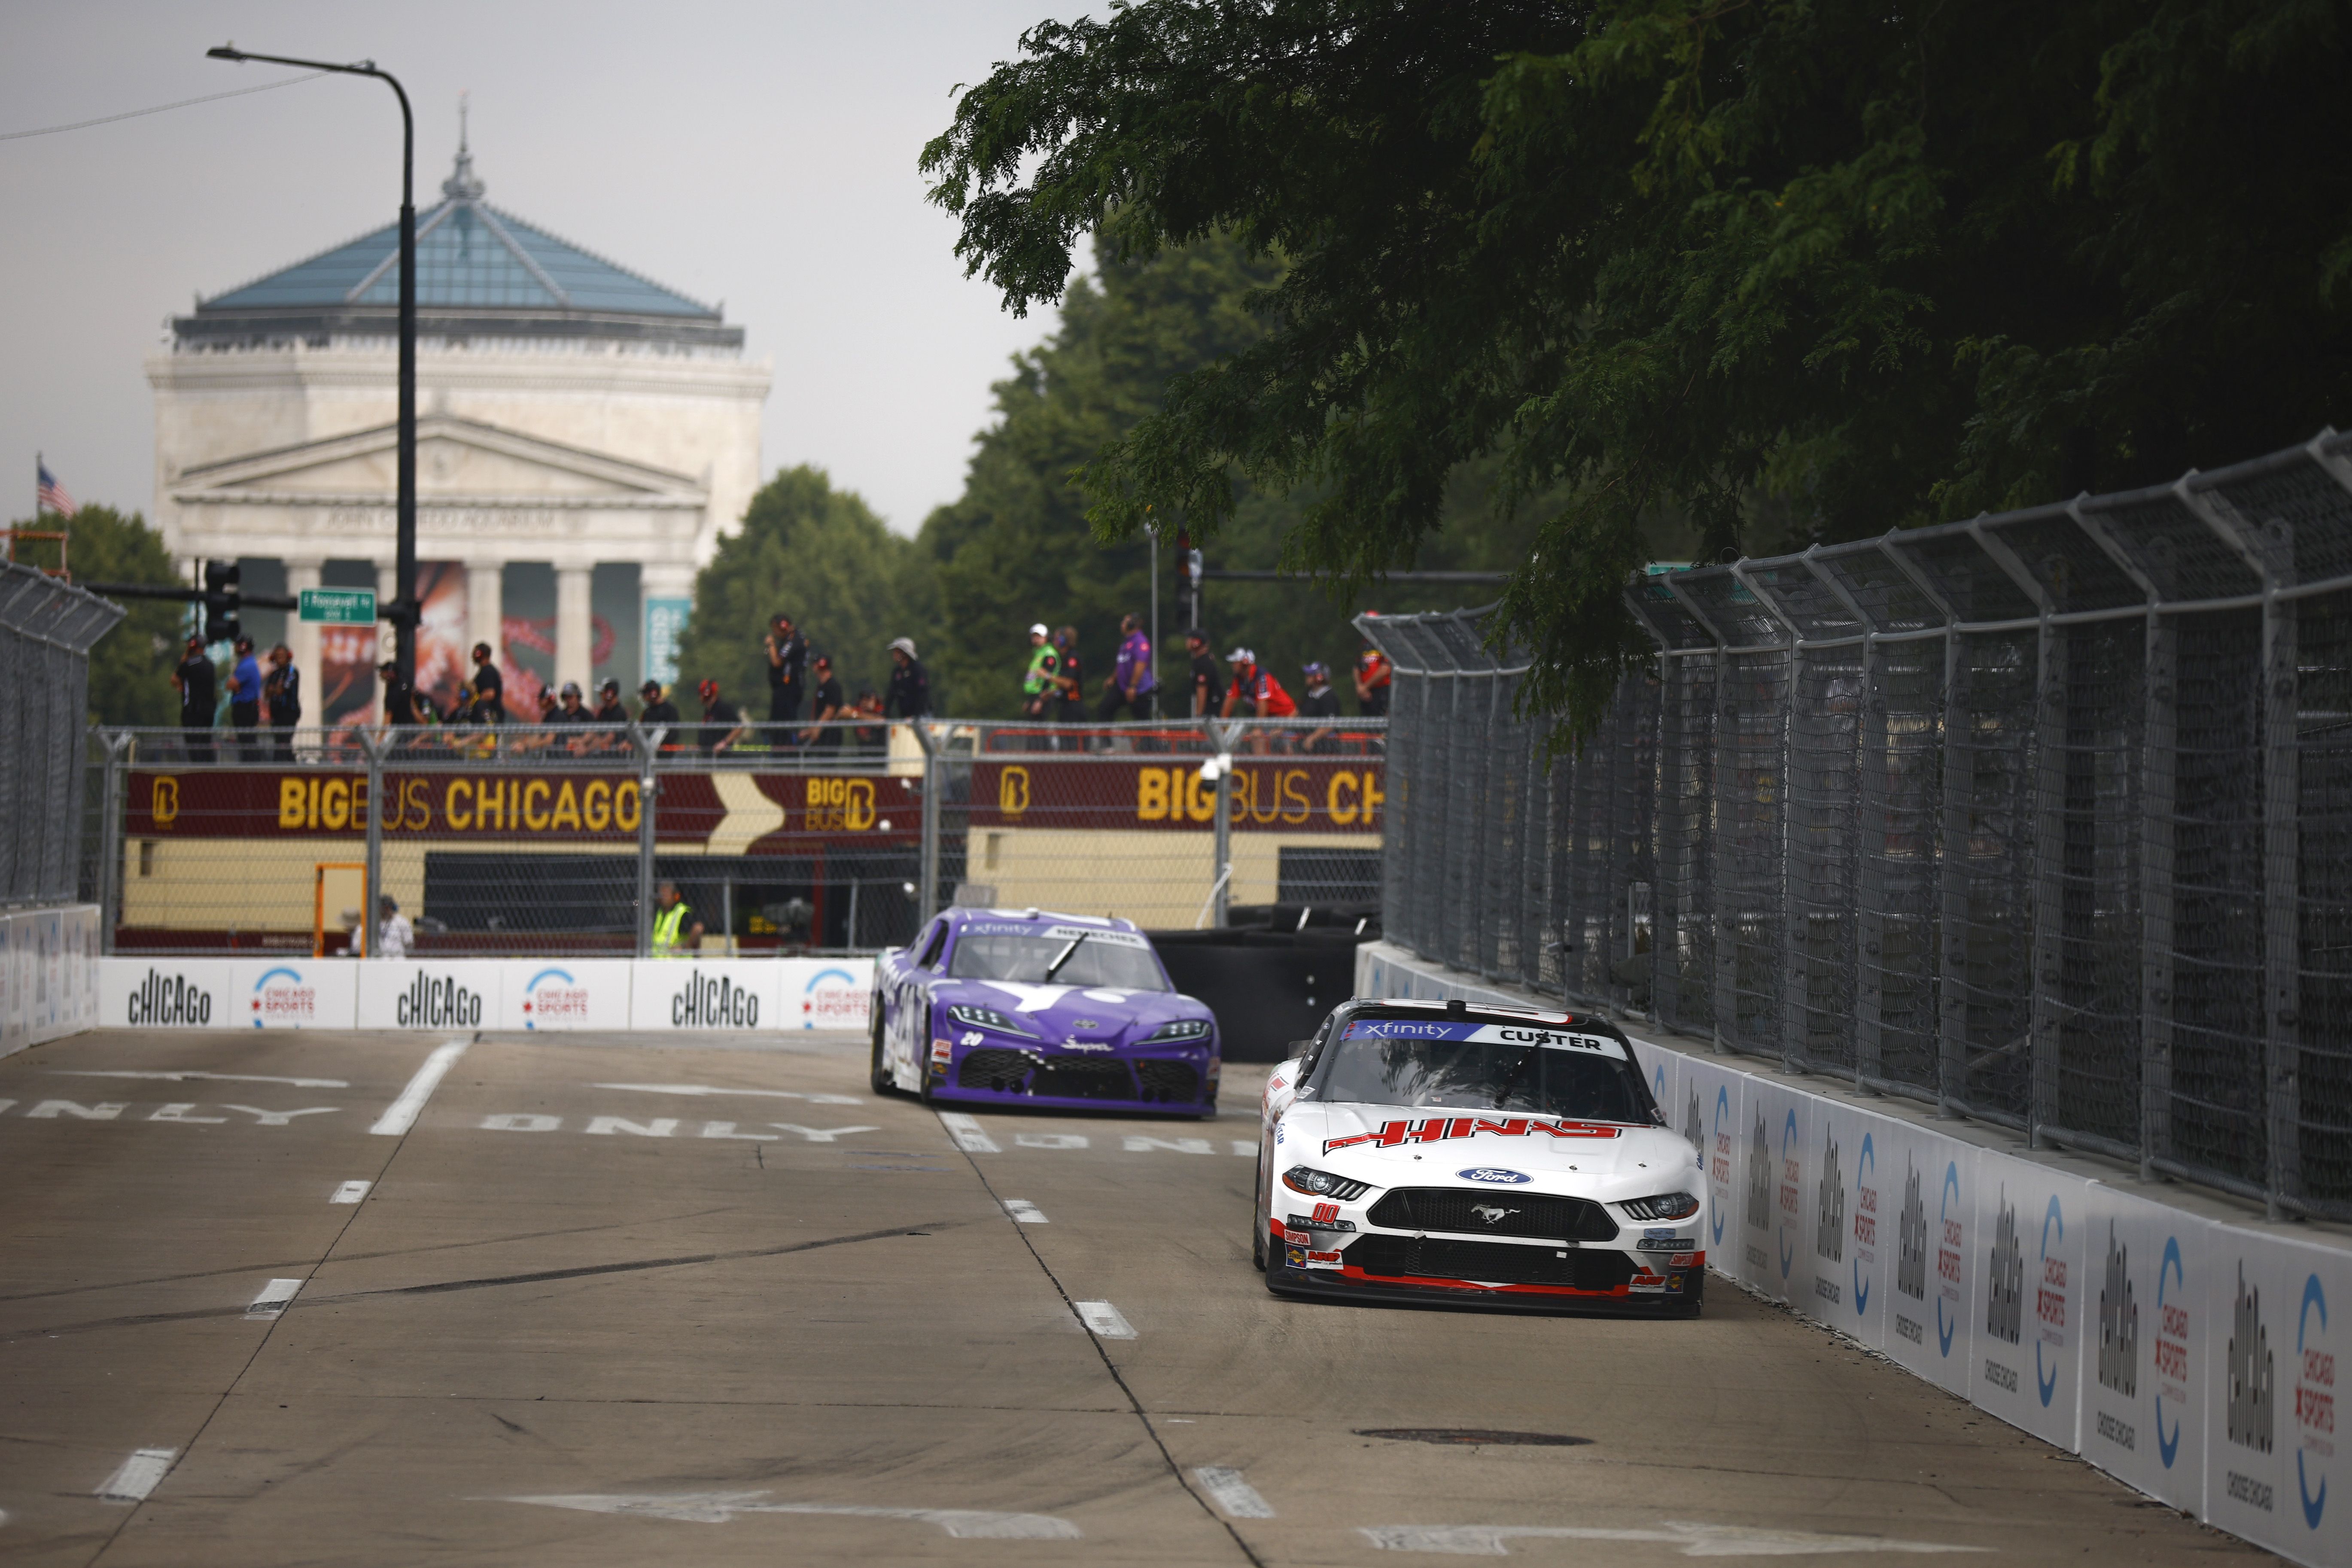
937;1111;1001;1153
498;1492;1081;1538
1359;1522;1989;1556
246;1278;304;1320
330;1180;372;1204
770;1123;881;1143
1230;1140;1256;1157
96;1447;176;1502
1003;1199;1048;1223
593;1082;863;1105
1192;1467;1275;1519
1073;1300;1136;1339
369;1039;469;1136
58;1069;349;1088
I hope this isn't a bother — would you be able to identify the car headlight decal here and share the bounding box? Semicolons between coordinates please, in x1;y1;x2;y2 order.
1618;1191;1701;1221
1280;1164;1372;1201
1143;1018;1212;1043
947;1003;1036;1037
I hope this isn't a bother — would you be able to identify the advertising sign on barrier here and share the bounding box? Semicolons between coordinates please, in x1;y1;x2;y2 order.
1739;1078;1814;1306
230;959;359;1030
70;906;97;1030
2203;1226;2352;1563
1969;1157;2089;1451
1812;1100;1892;1349
0;916;17;1049
100;957;234;1029
356;961;501;1031
630;960;784;1032
781;958;873;1031
500;960;632;1031
2078;1184;2215;1515
1675;1055;1749;1285
1873;1124;1979;1398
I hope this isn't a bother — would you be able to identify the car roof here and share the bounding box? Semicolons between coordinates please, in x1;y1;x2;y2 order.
1340;997;1613;1033
944;907;1142;935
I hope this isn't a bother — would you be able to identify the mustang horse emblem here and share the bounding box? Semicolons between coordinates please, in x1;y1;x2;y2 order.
1471;1204;1517;1226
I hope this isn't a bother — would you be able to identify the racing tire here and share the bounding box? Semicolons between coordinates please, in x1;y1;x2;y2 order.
868;1000;894;1096
1249;1170;1267;1271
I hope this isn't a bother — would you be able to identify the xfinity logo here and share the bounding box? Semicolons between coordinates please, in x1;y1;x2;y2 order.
397;974;483;1029
1457;1167;1530;1185
127;968;212;1027
1349;1021;1452;1038
672;971;759;1028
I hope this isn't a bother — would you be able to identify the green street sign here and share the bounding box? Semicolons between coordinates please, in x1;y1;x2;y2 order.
299;588;376;625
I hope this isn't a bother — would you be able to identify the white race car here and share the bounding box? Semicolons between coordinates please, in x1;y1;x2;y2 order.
1254;997;1706;1314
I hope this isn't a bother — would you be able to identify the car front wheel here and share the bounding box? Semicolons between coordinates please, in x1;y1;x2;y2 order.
868;999;893;1095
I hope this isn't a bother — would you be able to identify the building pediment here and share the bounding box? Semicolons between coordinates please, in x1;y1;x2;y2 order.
170;415;706;509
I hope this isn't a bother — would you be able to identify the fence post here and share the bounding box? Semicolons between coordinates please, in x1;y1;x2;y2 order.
2140;613;2176;1181
633;722;659;958
915;722;940;921
97;729;128;954
360;729;384;958
1211;725;1234;928
1938;629;1970;1115
2261;590;2303;1212
2028;617;2068;1150
1853;633;1887;1088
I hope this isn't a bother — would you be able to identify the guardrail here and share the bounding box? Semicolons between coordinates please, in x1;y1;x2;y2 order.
2;563;121;910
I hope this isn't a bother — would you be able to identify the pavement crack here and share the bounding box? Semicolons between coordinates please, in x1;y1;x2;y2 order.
935;1106;1267;1568
356;1221;955;1298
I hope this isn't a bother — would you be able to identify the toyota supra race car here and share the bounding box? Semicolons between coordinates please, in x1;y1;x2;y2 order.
1255;998;1706;1313
870;907;1220;1114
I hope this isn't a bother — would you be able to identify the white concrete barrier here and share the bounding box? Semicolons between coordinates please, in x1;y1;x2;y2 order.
1355;939;2351;1567
87;954;874;1037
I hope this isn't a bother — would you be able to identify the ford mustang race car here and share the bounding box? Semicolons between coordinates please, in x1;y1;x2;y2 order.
1254;997;1705;1313
870;907;1220;1115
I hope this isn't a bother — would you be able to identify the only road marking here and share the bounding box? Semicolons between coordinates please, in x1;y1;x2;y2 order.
330;1180;372;1204
937;1112;1000;1153
1003;1200;1048;1223
1359;1522;1990;1556
246;1278;304;1319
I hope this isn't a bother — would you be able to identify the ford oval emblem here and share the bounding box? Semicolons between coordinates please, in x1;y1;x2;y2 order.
1458;1167;1532;1185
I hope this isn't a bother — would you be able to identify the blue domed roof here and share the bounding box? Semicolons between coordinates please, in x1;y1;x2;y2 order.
180;143;738;349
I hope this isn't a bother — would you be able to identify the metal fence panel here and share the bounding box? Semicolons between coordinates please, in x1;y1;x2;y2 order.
1360;428;2352;1219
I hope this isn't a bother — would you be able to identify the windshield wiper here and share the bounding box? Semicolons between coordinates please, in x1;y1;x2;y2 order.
1494;1044;1542;1108
1044;933;1087;981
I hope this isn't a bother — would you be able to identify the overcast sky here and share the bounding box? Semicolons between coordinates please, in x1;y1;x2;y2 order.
0;0;1084;535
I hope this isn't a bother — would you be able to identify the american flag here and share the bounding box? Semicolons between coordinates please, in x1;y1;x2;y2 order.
36;459;75;517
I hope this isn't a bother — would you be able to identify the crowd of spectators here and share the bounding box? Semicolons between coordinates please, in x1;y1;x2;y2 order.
162;601;1387;756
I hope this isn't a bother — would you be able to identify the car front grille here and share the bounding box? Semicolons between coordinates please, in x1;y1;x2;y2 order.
1133;1060;1200;1103
1366;1188;1619;1242
956;1047;1038;1091
1030;1058;1138;1100
1342;1235;1635;1291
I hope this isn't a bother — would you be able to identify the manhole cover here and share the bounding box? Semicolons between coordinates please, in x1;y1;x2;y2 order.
1354;1428;1592;1447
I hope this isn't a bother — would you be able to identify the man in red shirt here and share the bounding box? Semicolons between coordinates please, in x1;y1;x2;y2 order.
1354;638;1393;717
1221;647;1296;752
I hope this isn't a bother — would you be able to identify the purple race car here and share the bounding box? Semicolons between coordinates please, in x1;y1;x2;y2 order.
870;907;1220;1115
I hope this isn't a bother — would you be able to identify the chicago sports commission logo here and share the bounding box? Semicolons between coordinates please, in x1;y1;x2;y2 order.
520;968;592;1029
250;966;318;1027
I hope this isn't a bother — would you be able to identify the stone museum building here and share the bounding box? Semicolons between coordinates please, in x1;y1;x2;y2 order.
146;135;769;728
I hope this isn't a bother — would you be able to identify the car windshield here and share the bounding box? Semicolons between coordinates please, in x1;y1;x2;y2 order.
947;931;1169;991
1311;1021;1652;1122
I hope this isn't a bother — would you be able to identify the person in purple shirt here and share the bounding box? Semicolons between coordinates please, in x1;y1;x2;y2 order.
228;635;264;760
1096;611;1156;722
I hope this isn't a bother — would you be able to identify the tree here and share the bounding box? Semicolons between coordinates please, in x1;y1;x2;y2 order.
919;234;1543;717
675;466;932;714
923;0;2352;730
9;505;186;727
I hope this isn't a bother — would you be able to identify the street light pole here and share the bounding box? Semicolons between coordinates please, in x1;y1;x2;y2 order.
207;46;417;689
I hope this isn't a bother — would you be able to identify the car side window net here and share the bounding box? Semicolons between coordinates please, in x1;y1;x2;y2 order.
919;923;949;969
946;932;1168;991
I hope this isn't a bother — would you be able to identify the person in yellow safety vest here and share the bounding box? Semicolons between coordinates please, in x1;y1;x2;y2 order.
652;880;705;957
1020;623;1061;718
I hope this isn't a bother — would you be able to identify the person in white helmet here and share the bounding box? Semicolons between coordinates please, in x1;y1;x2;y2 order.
886;637;930;719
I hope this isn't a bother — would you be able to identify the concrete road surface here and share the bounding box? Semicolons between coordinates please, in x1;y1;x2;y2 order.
0;1028;2262;1565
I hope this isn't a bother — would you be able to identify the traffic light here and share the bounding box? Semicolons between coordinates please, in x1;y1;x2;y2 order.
201;560;241;646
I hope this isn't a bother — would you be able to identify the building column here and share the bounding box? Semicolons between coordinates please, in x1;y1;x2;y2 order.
556;564;594;694
468;559;503;666
641;563;696;697
285;559;323;731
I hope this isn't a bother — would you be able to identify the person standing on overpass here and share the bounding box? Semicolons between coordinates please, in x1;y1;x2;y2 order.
886;638;931;720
